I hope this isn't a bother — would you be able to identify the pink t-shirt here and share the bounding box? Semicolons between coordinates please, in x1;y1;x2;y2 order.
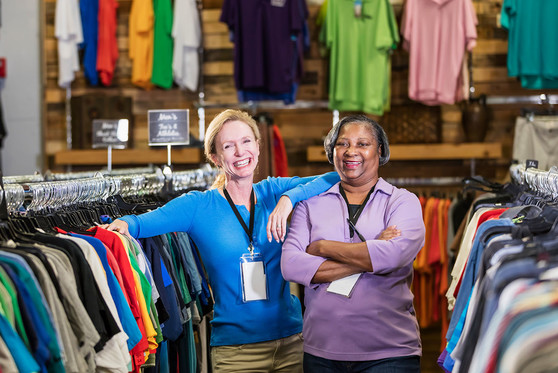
402;0;478;105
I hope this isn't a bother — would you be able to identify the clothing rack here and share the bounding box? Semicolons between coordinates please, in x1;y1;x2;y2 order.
387;176;465;187
484;93;558;106
172;164;219;193
510;163;558;197
2;165;218;214
440;163;558;372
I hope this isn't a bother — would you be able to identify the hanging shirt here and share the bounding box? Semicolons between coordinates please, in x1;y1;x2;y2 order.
33;233;121;353
37;245;101;370
0;312;40;373
68;233;143;352
21;252;88;372
172;0;201;91
55;0;83;88
0;263;50;369
0;332;19;373
220;0;308;95
91;227;150;372
79;0;99;85
324;0;399;115
0;258;63;373
141;237;184;342
0;266;29;348
501;0;558;89
97;0;119;86
117;233;159;357
61;234;131;373
402;0;477;105
152;0;174;89
272;124;289;177
129;0;154;89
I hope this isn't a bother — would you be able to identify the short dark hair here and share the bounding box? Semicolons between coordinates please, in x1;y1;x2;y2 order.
323;115;390;166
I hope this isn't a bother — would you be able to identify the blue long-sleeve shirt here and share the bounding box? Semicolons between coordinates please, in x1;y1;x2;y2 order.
119;173;339;346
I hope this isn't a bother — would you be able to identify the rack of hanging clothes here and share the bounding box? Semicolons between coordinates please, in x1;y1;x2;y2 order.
386;176;477;335
438;163;558;373
0;165;217;373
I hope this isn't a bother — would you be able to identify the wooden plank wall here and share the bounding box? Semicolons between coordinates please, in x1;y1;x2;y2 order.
43;0;199;168
43;0;558;178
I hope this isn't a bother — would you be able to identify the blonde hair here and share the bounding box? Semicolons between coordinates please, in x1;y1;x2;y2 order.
204;109;261;189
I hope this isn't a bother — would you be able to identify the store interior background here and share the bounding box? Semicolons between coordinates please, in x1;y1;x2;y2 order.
4;0;557;179
1;1;558;371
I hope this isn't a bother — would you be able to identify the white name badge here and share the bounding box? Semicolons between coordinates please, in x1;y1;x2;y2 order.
327;273;362;297
240;253;268;302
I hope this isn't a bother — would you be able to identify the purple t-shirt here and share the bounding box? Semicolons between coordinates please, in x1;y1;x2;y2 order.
282;178;425;361
220;0;307;94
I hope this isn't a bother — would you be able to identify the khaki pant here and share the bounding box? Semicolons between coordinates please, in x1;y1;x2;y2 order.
512;116;558;170
211;333;303;373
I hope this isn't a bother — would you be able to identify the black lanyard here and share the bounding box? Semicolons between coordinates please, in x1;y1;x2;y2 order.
339;185;375;242
223;187;255;254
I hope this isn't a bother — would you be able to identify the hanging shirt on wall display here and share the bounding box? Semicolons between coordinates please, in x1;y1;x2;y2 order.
97;0;119;86
152;0;174;89
501;0;558;89
172;0;201;91
79;0;99;86
220;0;308;101
322;0;399;115
129;0;154;89
401;0;477;105
55;0;83;88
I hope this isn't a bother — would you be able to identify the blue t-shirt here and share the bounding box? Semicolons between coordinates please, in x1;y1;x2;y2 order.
0;312;40;373
120;173;338;346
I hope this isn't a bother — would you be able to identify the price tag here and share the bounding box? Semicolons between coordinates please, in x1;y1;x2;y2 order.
92;119;129;149
148;109;190;146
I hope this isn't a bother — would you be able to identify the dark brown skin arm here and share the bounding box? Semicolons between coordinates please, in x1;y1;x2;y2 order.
309;225;400;283
311;260;362;283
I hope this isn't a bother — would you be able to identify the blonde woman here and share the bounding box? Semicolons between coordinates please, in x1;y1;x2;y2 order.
104;109;339;372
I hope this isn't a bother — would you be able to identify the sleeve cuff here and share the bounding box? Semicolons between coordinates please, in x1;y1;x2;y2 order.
302;257;328;289
119;215;140;238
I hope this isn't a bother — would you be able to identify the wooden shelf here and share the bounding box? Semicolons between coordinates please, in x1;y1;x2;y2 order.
54;148;203;166
307;143;503;162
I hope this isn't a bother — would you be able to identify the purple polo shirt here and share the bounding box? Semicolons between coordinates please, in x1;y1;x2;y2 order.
220;0;307;93
282;178;425;361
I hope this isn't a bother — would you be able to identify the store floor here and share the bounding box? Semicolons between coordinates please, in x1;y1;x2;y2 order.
421;325;443;373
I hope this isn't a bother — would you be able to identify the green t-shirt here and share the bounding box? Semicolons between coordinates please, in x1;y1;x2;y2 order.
152;0;174;89
325;0;399;114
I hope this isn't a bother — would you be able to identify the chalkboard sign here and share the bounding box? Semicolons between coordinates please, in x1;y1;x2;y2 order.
148;109;190;146
92;119;129;149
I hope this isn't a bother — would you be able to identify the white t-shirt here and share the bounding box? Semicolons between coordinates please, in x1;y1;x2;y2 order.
55;0;83;88
172;0;201;91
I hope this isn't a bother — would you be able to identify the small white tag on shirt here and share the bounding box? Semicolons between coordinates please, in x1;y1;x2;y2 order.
270;0;286;7
241;261;267;301
327;273;361;297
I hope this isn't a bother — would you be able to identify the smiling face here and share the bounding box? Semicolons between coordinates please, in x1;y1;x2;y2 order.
333;122;380;188
211;120;260;183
